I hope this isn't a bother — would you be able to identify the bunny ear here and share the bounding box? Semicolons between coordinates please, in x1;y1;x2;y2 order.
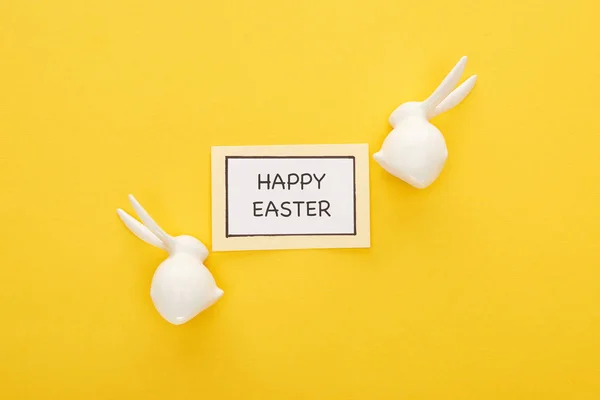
127;194;174;249
429;75;477;119
117;209;167;250
423;56;468;118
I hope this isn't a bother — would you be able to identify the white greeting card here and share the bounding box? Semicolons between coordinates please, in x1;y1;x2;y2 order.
211;144;370;251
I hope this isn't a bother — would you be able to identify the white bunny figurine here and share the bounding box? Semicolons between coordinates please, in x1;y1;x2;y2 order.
117;194;223;325
373;56;477;189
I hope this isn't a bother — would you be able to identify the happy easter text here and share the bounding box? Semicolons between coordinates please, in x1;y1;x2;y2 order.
252;173;331;218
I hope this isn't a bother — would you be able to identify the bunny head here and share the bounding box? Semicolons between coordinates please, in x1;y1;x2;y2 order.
388;101;426;128
169;235;209;261
117;194;223;325
374;56;477;188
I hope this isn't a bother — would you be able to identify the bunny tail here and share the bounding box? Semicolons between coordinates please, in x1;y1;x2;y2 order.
373;152;385;164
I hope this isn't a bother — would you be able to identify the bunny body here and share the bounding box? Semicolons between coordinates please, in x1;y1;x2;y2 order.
151;251;223;325
117;195;223;325
374;108;448;189
374;57;477;189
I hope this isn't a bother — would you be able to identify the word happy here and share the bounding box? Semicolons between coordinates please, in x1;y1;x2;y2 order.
253;173;332;218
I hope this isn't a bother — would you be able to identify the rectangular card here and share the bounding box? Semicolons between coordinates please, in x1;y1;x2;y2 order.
211;144;371;251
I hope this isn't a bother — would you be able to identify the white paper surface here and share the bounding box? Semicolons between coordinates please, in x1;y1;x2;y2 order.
226;156;356;237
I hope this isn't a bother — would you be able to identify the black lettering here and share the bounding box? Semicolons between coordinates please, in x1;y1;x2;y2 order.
292;201;304;217
280;201;292;217
253;201;263;217
264;201;279;217
313;173;326;189
272;173;286;190
306;201;317;216
319;200;331;217
287;173;299;190
258;174;271;190
300;173;312;190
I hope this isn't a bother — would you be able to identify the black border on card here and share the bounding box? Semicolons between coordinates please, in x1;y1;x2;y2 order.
225;156;357;238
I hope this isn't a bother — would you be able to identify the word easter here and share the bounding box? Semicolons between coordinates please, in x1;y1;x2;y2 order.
253;173;331;218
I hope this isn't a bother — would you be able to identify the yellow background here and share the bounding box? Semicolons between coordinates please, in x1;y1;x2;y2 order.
1;0;599;399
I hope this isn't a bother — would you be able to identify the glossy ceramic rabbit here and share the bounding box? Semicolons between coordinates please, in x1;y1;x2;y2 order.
373;56;477;189
117;194;223;325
